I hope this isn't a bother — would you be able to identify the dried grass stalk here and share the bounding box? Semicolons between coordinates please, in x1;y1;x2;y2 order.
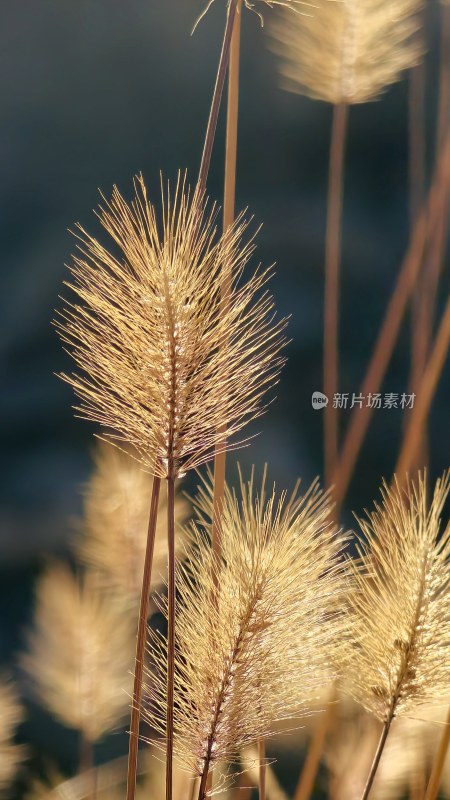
57;174;286;481
343;472;450;798
346;472;450;721
144;470;347;796
269;0;423;104
21;564;134;743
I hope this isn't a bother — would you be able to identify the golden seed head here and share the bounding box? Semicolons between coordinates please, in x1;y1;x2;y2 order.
343;471;450;723
77;440;189;608
144;469;348;780
268;0;423;104
21;564;135;742
56;174;287;479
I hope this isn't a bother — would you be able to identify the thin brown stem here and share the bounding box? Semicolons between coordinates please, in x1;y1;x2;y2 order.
166;476;176;800
126;476;162;800
395;293;450;484
79;731;96;800
424;706;450;800
198;766;209;800
294;700;336;800
211;0;242;559
259;739;266;800
360;716;393;800
408;34;427;404
234;771;252;800
197;0;240;196
332;132;450;513
79;730;93;776
409;7;449;468
324;102;348;488
408;24;426;231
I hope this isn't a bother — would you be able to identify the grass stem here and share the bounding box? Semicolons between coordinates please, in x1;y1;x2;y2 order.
424;705;450;800
332;131;450;512
294;698;336;800
198;0;240;195
212;0;242;559
126;476;162;800
166;476;176;800
408;18;426;231
360;717;392;800
79;732;96;800
409;5;449;467
324;102;348;487
395;293;450;483
259;739;266;800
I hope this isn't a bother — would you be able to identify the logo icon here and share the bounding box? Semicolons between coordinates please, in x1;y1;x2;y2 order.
312;391;329;410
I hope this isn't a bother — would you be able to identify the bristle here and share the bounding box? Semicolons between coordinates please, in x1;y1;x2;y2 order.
77;441;189;608
21;564;135;742
197;0;305;28
56;175;287;480
343;471;450;724
143;470;347;785
0;678;24;792
268;0;423;104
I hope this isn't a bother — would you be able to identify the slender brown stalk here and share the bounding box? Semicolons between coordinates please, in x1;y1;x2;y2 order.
408;25;427;404
126;476;162;800
79;733;97;800
324;102;348;487
360;716;393;800
259;739;266;800
223;0;241;231
332;131;450;511
395;294;450;483
235;771;252;800
294;700;336;800
408;56;426;231
79;731;93;776
424;706;450;800
409;6;449;466
198;763;209;800
166;476;176;800
212;0;242;558
198;0;240;195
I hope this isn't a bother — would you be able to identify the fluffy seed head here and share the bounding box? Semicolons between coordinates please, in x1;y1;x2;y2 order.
344;471;450;723
21;564;135;742
144;469;347;780
77;441;190;608
57;175;286;479
269;0;423;104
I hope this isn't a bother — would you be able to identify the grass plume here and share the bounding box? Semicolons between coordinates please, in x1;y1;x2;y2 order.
344;472;450;798
78;441;189;608
269;0;423;104
21;564;134;744
57;174;286;480
56;173;286;800
144;470;347;797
